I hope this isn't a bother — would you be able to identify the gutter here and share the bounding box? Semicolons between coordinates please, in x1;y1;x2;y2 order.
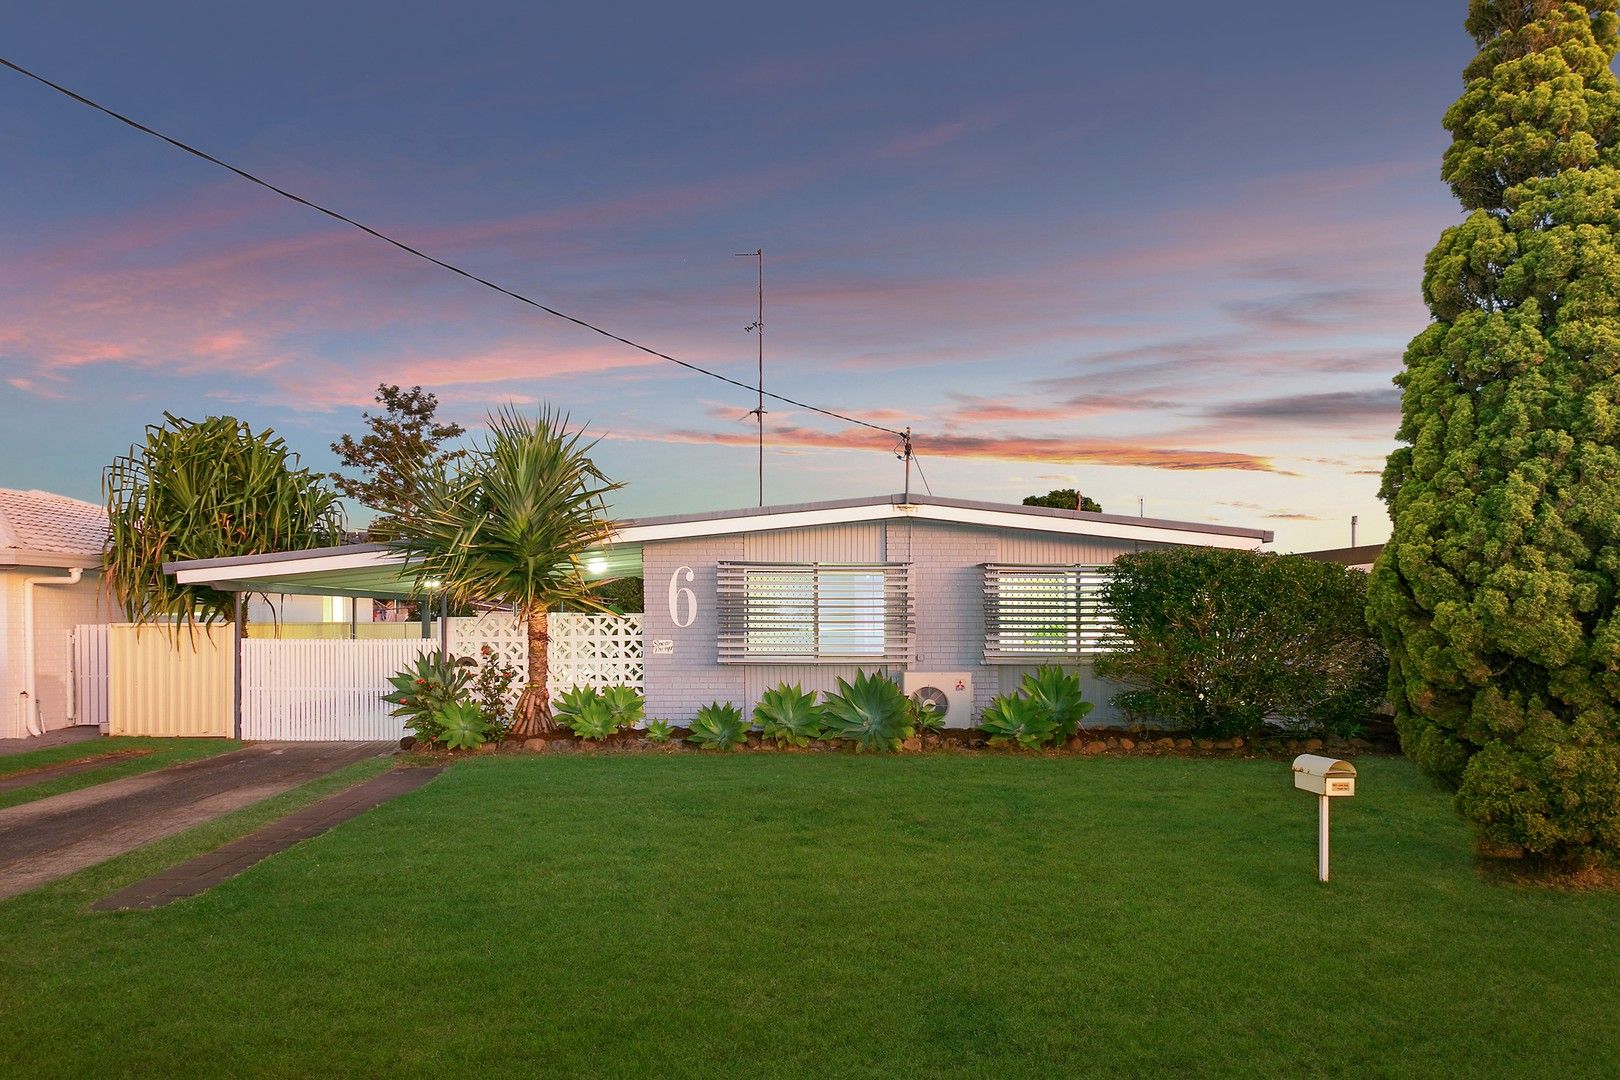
19;567;83;737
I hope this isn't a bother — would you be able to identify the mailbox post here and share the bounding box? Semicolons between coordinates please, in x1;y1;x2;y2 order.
1291;754;1356;882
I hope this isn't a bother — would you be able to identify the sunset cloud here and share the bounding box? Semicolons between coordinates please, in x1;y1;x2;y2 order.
641;423;1284;472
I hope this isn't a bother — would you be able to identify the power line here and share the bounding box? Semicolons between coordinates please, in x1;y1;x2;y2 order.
911;452;935;497
0;56;907;439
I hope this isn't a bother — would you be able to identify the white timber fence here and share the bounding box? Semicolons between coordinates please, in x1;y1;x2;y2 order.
69;612;638;748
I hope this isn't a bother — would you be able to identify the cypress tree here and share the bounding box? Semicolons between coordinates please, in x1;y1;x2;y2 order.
1369;1;1620;862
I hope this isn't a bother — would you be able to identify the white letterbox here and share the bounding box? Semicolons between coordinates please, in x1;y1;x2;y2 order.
1293;754;1356;796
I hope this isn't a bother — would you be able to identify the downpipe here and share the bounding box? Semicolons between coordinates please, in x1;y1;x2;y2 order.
20;567;83;737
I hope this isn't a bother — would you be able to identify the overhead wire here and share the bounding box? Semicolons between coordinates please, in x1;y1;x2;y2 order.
0;55;909;439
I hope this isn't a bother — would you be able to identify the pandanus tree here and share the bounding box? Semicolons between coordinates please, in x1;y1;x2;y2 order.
1369;1;1620;862
391;407;619;737
104;413;345;628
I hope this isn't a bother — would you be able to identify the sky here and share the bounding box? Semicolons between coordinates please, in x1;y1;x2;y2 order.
0;1;1476;551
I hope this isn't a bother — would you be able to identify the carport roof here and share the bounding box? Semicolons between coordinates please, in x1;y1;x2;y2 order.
164;492;1272;597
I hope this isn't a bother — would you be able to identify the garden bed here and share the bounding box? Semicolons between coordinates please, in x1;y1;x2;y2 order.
407;726;1390;760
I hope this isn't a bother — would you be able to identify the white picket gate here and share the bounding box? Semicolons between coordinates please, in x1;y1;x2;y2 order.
241;638;435;741
71;624;111;732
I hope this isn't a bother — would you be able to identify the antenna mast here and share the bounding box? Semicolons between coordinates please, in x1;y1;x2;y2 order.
734;248;764;505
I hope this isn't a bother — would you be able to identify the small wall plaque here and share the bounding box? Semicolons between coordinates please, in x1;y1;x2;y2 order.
651;639;675;655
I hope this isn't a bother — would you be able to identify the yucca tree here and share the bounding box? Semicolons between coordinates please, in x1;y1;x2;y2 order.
104;413;345;628
391;407;620;737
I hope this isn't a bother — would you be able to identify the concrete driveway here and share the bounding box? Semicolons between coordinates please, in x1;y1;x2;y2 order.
0;742;390;901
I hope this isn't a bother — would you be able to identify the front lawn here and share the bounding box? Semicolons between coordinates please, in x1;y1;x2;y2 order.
2;754;1616;1077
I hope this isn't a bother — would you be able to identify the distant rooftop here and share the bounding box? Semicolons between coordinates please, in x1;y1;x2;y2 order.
0;488;107;564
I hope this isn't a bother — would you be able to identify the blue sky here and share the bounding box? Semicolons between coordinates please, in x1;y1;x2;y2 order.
0;2;1473;549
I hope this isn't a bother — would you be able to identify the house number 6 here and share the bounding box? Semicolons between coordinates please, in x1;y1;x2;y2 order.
667;565;697;628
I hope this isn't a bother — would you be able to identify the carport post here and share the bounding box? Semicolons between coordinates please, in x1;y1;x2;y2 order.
232;591;244;740
438;592;449;657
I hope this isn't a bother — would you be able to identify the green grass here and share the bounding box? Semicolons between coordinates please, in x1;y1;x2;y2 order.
2;754;1617;1077
0;737;242;810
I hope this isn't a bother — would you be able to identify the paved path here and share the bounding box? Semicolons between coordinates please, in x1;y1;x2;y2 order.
0;742;390;901
96;767;443;910
0;725;101;757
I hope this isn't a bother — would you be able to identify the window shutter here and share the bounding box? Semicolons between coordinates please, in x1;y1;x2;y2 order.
982;564;1114;663
717;562;913;664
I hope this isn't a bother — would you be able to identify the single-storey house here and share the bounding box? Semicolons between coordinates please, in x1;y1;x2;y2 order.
1299;543;1383;572
167;493;1271;728
0;488;117;739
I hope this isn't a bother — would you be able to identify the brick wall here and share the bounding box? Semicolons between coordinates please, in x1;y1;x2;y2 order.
639;518;1138;724
641;536;745;722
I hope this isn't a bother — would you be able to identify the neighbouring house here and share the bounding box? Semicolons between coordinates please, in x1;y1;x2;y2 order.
1299;544;1383;571
0;488;116;739
165;493;1271;731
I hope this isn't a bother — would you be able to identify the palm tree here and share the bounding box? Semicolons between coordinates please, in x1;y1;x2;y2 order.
391;407;620;737
105;413;346;629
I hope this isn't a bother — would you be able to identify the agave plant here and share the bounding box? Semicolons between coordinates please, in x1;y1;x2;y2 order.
754;683;825;747
687;702;747;750
383;652;473;743
821;670;913;752
551;685;603;730
978;692;1059;750
600;685;646;729
909;695;944;735
644;719;675;743
436;699;490;750
563;697;621;741
1018;666;1094;742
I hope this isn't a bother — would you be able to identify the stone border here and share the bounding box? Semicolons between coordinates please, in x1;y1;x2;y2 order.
482;730;1382;758
93;766;444;911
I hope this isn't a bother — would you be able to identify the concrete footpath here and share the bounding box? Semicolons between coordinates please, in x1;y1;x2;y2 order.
0;742;390;901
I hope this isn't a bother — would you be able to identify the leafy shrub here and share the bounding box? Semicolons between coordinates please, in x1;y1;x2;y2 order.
688;702;747;750
1017;666;1093;742
754;683;825;746
1096;549;1386;739
978;693;1059;750
383;652;472;744
469;644;521;739
821;670;913;752
644;719;674;742
436;699;489;750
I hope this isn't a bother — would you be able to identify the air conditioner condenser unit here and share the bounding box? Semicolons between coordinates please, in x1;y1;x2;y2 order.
901;672;974;729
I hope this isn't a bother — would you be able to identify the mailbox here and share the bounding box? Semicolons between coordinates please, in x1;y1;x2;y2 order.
1292;754;1356;797
1292;755;1356;882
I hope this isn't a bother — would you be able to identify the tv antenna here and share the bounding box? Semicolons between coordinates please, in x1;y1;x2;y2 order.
734;248;764;505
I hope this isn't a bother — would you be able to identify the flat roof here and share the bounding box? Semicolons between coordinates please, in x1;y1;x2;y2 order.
1298;543;1383;566
622;493;1273;541
164;492;1271;595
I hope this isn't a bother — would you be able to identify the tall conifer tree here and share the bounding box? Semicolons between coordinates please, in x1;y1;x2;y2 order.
1370;1;1620;861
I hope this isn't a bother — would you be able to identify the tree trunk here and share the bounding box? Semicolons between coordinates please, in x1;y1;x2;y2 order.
511;602;552;738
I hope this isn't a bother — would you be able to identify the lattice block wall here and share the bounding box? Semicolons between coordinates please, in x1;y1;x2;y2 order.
447;613;643;701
